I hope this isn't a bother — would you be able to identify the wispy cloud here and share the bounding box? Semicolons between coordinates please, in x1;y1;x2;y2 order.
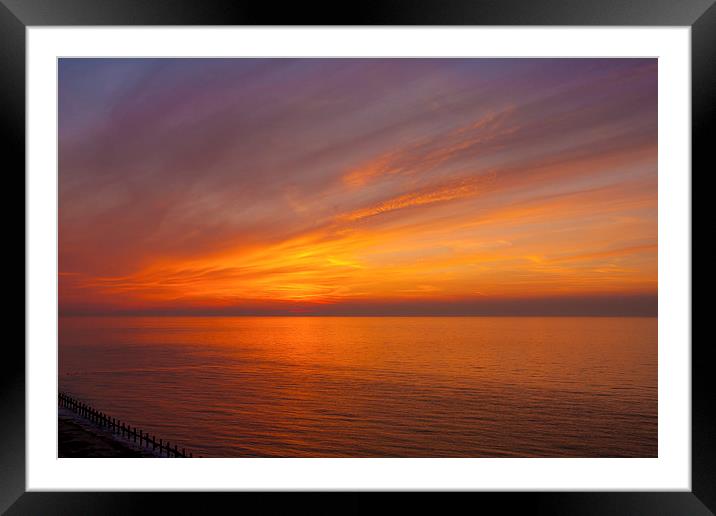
339;174;495;222
343;108;516;187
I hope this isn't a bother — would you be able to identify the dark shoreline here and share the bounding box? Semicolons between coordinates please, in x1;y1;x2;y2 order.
58;393;194;457
58;408;160;458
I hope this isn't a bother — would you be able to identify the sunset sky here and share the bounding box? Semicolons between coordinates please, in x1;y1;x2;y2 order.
59;58;657;316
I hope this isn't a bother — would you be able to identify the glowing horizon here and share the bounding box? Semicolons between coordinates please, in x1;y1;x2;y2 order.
59;58;657;316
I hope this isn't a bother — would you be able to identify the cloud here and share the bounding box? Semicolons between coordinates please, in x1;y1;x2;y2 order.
342;108;516;187
339;174;496;223
58;58;658;316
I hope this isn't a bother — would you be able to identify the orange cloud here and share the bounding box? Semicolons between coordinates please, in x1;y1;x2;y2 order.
342;108;516;187
339;174;495;222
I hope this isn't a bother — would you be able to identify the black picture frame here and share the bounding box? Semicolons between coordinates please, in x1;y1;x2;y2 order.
5;1;707;514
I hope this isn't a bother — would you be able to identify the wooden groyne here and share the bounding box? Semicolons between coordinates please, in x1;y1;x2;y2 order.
58;392;195;458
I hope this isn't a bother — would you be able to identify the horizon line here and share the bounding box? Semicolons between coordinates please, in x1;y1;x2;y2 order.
58;312;658;318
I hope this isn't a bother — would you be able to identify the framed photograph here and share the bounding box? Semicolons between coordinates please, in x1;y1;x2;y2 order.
8;0;708;513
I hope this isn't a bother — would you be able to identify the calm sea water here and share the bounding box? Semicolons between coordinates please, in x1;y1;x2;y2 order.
58;316;657;457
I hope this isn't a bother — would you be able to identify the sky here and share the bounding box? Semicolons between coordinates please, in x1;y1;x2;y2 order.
58;58;657;316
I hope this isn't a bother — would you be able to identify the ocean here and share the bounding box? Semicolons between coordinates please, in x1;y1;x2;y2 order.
58;316;657;457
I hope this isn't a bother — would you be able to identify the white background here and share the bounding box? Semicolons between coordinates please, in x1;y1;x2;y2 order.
26;27;691;491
